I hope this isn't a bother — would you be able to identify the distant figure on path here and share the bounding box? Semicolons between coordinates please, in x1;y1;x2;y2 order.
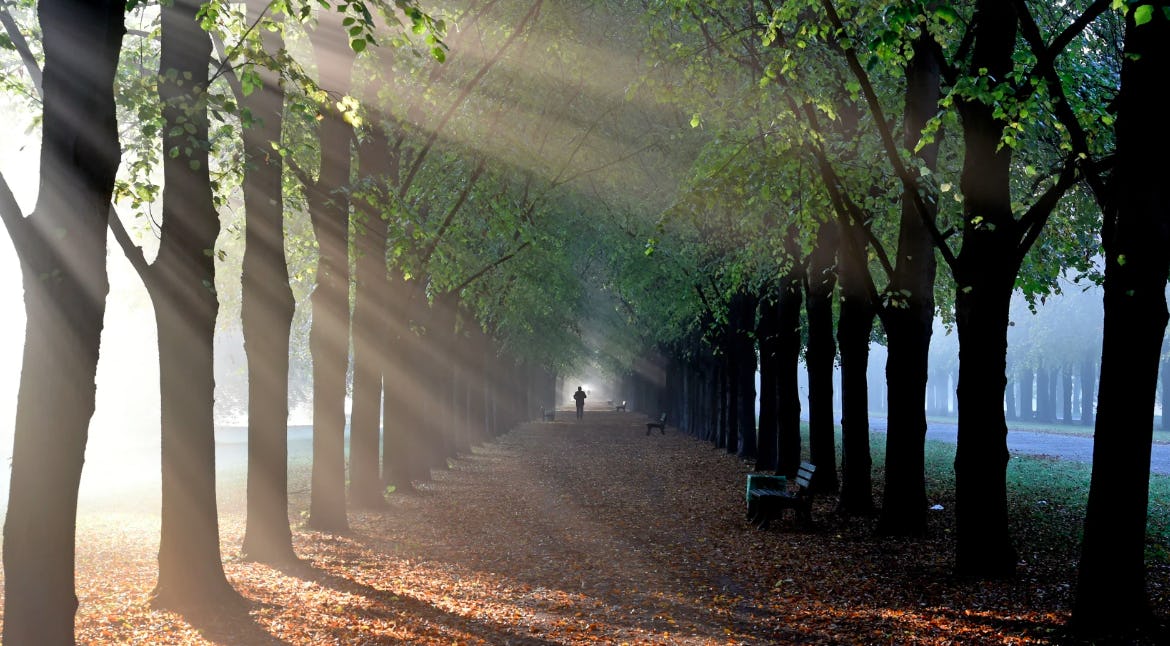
573;386;587;419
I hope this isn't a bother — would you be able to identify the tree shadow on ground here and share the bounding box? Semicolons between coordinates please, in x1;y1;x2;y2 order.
277;558;561;645
177;598;290;646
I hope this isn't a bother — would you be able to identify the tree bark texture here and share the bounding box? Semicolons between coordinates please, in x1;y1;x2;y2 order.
756;295;781;471
1004;369;1016;421
876;31;940;537
1019;367;1034;419
730;290;757;458
150;0;238;608
1074;7;1170;631
952;0;1020;577
836;214;875;513
306;19;356;532
2;2;125;643
349;121;393;509
382;270;422;490
805;219;839;493
777;260;804;477
240;5;296;564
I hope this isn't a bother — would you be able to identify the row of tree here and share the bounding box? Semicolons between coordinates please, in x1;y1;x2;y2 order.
3;0;1169;642
589;0;1167;636
0;0;668;643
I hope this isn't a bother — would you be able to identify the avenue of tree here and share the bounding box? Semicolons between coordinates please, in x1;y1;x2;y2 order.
0;0;1166;643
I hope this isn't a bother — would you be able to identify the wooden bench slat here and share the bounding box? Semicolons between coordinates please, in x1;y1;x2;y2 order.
745;461;817;530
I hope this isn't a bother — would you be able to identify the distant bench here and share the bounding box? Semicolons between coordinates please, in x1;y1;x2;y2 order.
746;461;816;529
615;400;627;412
540;407;556;422
645;412;666;435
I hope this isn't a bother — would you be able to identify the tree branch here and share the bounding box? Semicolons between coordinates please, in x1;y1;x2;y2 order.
1015;156;1080;266
448;240;531;294
0;170;27;253
0;5;43;100
106;205;152;281
207;1;273;88
417;157;486;273
1011;0;1110;205
399;0;543;199
819;0;958;271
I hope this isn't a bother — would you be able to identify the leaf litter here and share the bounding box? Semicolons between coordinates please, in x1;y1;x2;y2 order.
2;410;1168;644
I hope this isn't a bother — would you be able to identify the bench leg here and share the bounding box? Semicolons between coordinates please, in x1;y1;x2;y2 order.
798;502;813;526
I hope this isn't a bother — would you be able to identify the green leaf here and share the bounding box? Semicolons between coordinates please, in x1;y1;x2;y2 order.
350;38;367;53
1134;4;1154;25
934;6;959;24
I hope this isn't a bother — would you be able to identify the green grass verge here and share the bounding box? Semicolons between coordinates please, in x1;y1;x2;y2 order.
905;435;1168;563
915;412;1170;444
798;423;1170;563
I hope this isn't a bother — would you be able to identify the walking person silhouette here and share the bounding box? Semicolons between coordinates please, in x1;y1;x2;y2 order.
573;386;587;419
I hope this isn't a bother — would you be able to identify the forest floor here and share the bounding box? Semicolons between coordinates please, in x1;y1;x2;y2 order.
6;408;1170;644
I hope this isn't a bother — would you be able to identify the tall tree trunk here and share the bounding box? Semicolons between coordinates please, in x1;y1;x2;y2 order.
777;260;804;476
836;216;875;514
1035;362;1051;421
953;269;1018;575
349;120;392;509
1004;368;1017;421
878;308;932;535
408;289;438;480
1074;8;1170;631
756;295;781;471
952;0;1020;577
1071;368;1081;421
429;293;460;465
1;2;125;642
240;5;296;564
1062;365;1074;424
708;359;721;443
1160;355;1168;431
731;290;757;458
382;269;418;491
876;31;940;537
723;335;738;452
306;18;355;532
1019;367;1034;419
805;219;839;493
149;0;238;608
1080;358;1095;427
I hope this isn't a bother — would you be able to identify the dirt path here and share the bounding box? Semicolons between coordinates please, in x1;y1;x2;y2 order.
33;409;1168;644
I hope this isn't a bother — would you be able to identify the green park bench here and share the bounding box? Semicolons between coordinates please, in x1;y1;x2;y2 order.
746;462;817;530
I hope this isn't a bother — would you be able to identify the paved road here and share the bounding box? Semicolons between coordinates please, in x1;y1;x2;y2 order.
868;417;1170;475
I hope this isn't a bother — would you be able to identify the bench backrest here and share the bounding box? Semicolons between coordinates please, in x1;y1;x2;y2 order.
746;473;787;501
659;412;667;422
795;462;816;490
